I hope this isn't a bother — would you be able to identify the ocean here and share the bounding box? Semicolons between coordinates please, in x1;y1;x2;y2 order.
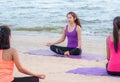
0;0;120;36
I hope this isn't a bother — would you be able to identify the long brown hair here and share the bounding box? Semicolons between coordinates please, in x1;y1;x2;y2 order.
113;16;120;52
0;25;11;49
67;11;82;27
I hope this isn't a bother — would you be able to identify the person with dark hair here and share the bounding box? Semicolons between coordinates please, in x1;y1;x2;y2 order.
46;11;82;56
106;16;120;76
0;25;45;82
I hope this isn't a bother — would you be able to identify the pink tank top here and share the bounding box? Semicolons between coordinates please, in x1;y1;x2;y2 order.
107;36;120;72
0;50;14;82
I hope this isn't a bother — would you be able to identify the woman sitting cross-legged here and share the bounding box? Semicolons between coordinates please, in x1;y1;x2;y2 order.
0;25;45;82
46;11;82;56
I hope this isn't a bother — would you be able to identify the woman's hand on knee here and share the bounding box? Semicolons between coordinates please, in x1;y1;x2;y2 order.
46;42;52;46
36;74;46;79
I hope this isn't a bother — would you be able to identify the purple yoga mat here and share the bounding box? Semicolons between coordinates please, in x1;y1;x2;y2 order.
25;49;106;60
67;67;120;77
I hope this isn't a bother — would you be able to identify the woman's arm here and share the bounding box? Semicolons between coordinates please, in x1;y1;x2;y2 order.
53;27;66;44
47;26;66;46
106;37;110;61
12;48;45;79
76;26;82;49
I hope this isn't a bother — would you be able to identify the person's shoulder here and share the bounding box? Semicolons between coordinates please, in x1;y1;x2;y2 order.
63;25;68;30
106;34;113;41
108;34;112;38
76;25;82;31
9;47;17;53
110;34;114;41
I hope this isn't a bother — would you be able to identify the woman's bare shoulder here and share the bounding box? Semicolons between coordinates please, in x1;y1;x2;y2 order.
108;34;113;41
8;48;17;54
76;25;82;31
63;25;67;30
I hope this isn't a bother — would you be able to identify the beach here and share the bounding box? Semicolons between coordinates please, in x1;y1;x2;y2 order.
11;33;120;82
0;0;120;81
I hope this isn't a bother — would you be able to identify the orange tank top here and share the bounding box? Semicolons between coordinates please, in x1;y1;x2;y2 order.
0;50;14;82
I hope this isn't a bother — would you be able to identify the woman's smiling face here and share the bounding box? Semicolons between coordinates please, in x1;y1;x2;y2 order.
67;14;75;24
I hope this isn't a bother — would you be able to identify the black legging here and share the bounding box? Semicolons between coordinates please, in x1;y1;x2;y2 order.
12;76;39;82
106;63;120;76
50;45;82;55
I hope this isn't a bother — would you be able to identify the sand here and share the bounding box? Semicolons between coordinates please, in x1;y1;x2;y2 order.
11;33;120;82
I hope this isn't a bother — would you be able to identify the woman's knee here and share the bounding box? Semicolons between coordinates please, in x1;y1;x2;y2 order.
50;45;55;50
12;76;39;82
106;63;108;69
75;48;82;55
70;48;82;55
79;48;82;55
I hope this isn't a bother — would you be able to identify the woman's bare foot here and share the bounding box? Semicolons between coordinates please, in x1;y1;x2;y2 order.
64;51;70;56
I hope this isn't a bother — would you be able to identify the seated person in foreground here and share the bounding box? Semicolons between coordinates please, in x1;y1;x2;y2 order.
0;25;45;82
106;16;120;76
